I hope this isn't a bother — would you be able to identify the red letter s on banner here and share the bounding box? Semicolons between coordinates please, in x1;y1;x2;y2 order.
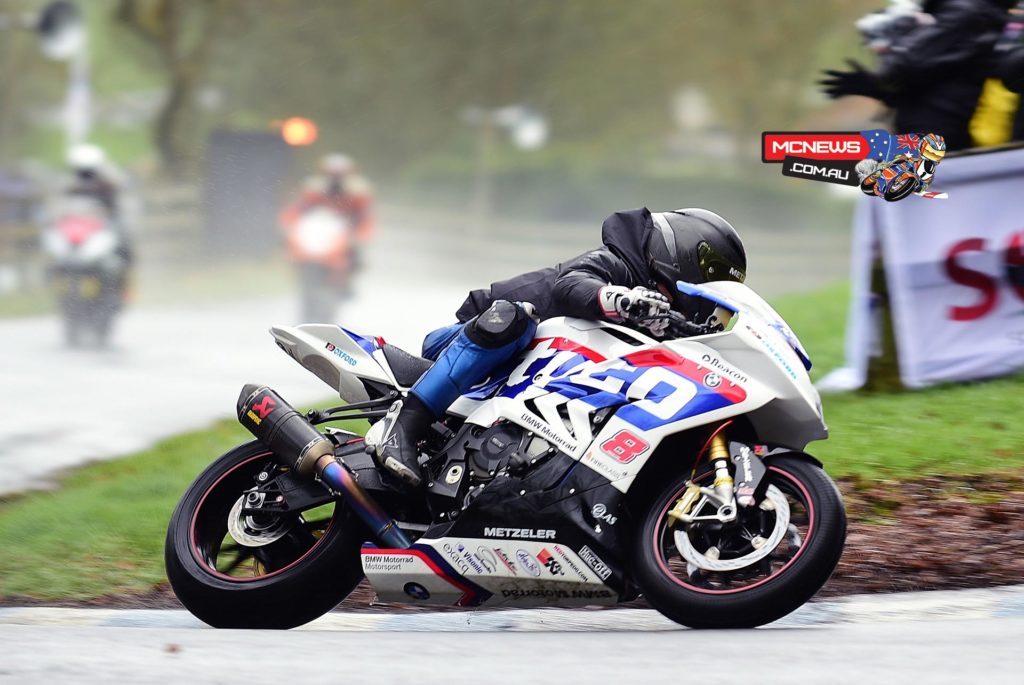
945;238;998;321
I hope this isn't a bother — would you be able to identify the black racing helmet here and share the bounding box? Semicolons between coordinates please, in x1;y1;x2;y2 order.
647;208;747;318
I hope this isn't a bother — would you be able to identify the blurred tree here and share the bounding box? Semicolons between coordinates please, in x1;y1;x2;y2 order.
114;0;232;176
0;0;69;165
27;0;866;184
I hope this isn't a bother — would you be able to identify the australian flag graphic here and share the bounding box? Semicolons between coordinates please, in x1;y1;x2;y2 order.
861;129;922;163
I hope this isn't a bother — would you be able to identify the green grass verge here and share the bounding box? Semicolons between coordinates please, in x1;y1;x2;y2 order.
773;283;1024;479
0;413;365;600
2;282;1024;600
0;291;55;318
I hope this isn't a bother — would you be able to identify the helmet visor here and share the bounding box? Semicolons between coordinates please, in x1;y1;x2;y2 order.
697;241;745;283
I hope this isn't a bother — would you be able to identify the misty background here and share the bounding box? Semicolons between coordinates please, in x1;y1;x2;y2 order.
0;0;877;290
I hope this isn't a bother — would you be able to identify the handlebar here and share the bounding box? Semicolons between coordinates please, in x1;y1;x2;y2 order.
617;295;724;339
664;311;720;338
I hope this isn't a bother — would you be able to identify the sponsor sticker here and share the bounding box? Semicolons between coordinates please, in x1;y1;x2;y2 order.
578;545;613;582
516;549;542;577
442;542;471;575
581;449;629;482
699;354;748;384
324;341;358;366
501;588;614;600
493;548;518;575
362;553;416;573
517;411;576;451
475;546;499;573
591;503;618;525
537;548;564;576
552;545;591;582
484;527;556;540
456;543;486;574
404;582;430;600
703;372;722;389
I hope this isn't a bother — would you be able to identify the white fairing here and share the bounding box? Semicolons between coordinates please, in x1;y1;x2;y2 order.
42;197;124;270
270;324;400;403
293;208;350;256
273;282;825;491
360;537;617;607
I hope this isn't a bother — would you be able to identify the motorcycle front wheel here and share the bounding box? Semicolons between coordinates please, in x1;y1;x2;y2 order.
631;455;846;629
165;441;366;629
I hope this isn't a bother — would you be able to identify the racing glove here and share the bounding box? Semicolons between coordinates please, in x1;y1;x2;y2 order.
598;285;670;337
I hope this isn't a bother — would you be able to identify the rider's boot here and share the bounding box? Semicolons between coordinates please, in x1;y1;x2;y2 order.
378;300;538;486
377;392;435;487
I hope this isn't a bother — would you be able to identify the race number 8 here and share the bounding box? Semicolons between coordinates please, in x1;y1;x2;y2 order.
600;430;650;464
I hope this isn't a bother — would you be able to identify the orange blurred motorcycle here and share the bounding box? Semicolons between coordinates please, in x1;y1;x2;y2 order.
283;205;355;323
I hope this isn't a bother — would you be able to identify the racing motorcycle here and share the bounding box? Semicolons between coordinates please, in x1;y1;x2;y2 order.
166;280;846;629
41;196;129;347
283;206;355;323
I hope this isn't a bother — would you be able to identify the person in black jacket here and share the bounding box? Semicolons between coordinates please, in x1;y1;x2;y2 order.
993;3;1024;139
377;207;748;486
999;46;1024;137
819;0;1012;151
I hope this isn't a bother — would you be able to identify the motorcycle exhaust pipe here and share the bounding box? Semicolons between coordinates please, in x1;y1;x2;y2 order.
236;384;411;548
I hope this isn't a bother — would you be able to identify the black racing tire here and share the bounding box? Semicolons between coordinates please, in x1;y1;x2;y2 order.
299;264;337;323
165;441;367;629
632;455;846;629
63;313;82;348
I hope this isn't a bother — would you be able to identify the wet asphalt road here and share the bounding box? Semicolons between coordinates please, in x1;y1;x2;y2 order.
1;586;1023;684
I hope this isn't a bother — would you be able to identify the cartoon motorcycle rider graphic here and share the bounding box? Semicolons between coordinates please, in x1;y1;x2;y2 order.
856;133;947;201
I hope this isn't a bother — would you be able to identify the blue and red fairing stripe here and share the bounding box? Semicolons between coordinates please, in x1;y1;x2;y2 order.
338;326;380;354
615;348;747;429
360;543;492;607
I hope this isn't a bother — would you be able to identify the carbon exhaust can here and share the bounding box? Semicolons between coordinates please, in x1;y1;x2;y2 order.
236;384;334;477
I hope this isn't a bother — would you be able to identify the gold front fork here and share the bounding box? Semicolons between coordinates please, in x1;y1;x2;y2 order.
708;433;735;504
667;429;737;527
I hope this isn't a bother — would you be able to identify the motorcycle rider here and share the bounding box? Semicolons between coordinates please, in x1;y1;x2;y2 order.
280;153;374;244
66;144;121;216
378;207;748;486
63;143;134;280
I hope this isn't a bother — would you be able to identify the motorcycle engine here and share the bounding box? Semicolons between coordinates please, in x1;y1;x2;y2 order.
466;423;550;481
427;422;556;511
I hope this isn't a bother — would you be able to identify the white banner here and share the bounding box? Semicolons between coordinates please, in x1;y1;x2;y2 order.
879;146;1024;387
819;146;1024;391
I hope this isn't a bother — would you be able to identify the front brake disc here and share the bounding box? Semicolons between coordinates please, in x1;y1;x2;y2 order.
674;484;790;572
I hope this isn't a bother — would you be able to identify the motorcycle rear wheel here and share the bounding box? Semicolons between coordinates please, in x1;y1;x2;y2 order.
632;455;846;629
165;441;366;629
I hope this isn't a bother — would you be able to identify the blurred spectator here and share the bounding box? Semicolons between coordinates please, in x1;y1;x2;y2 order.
819;0;1013;151
993;2;1024;140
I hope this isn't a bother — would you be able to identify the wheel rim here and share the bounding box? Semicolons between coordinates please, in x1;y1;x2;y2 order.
189;452;337;583
652;465;815;595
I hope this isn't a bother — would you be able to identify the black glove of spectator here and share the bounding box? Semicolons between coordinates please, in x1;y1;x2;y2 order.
818;59;886;100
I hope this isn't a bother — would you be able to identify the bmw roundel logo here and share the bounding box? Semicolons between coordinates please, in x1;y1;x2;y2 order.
404;582;431;600
703;372;722;389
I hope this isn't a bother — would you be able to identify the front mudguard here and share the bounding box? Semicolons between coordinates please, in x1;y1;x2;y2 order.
761;447;823;469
